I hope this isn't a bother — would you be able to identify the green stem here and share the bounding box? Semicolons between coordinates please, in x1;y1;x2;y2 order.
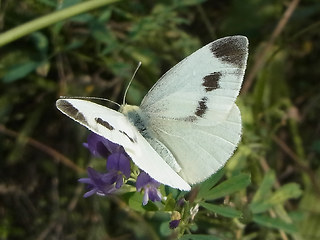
0;0;121;47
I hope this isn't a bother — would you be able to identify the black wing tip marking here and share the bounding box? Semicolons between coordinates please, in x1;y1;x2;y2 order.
95;117;114;131
56;99;88;125
210;36;248;68
203;72;222;92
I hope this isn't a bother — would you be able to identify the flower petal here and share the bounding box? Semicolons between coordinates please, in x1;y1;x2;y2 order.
148;188;162;202
136;171;151;190
83;189;98;198
137;171;162;205
86;133;111;158
107;153;131;178
78;178;93;184
143;188;149;206
79;167;118;198
169;219;180;229
115;175;123;189
86;133;123;158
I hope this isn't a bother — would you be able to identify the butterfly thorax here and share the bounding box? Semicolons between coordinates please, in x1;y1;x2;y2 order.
120;104;149;137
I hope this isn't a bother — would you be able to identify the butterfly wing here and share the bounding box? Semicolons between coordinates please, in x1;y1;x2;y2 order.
56;99;191;190
139;36;248;184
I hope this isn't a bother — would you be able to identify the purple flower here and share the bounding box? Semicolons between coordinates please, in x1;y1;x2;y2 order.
136;171;162;205
79;133;132;197
105;152;131;188
84;132;123;158
169;219;180;229
78;167;117;197
169;211;181;229
80;133;164;206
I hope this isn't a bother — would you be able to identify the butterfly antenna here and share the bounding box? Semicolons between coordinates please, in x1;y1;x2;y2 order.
123;61;142;106
59;96;121;108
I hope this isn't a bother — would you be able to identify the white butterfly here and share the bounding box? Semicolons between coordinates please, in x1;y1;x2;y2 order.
56;36;248;191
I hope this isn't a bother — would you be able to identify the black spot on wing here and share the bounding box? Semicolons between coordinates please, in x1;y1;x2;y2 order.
119;130;136;143
195;97;208;118
210;36;248;68
56;100;88;125
203;72;221;92
95;118;114;130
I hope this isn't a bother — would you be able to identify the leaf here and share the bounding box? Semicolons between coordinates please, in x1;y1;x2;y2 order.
197;169;225;199
163;196;176;211
65;39;86;51
58;0;82;9
127;192;158;212
253;215;297;234
200;203;242;218
70;13;94;23
180;234;222;240
311;140;320;153
250;183;302;214
38;0;57;7
202;173;251;201
2;61;41;83
98;9;112;22
30;32;49;55
173;0;207;8
270;183;302;202
252;170;276;203
159;221;172;237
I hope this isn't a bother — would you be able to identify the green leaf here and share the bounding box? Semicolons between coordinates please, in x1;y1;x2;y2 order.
250;183;302;214
197;169;225;199
164;185;180;199
70;13;94;23
173;0;207;8
200;202;242;218
252;170;276;204
127;192;158;212
163;196;176;211
91;23;111;43
253;215;297;234
2;61;41;83
180;234;222;240
30;32;49;55
269;183;302;203
126;192;144;212
59;0;82;9
159;221;171;237
38;0;57;7
65;39;86;51
202;173;251;201
311;140;320;153
98;9;112;22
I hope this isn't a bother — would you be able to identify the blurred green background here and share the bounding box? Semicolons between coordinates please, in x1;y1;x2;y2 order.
1;0;320;239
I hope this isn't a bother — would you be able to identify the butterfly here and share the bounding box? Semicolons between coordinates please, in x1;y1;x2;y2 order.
56;36;249;191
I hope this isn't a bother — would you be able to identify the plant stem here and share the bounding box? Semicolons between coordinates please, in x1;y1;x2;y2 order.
0;0;121;47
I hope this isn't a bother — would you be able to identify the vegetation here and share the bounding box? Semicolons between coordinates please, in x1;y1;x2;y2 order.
1;0;319;239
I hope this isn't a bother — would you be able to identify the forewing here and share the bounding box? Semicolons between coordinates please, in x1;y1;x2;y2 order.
140;36;248;125
56;99;191;190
